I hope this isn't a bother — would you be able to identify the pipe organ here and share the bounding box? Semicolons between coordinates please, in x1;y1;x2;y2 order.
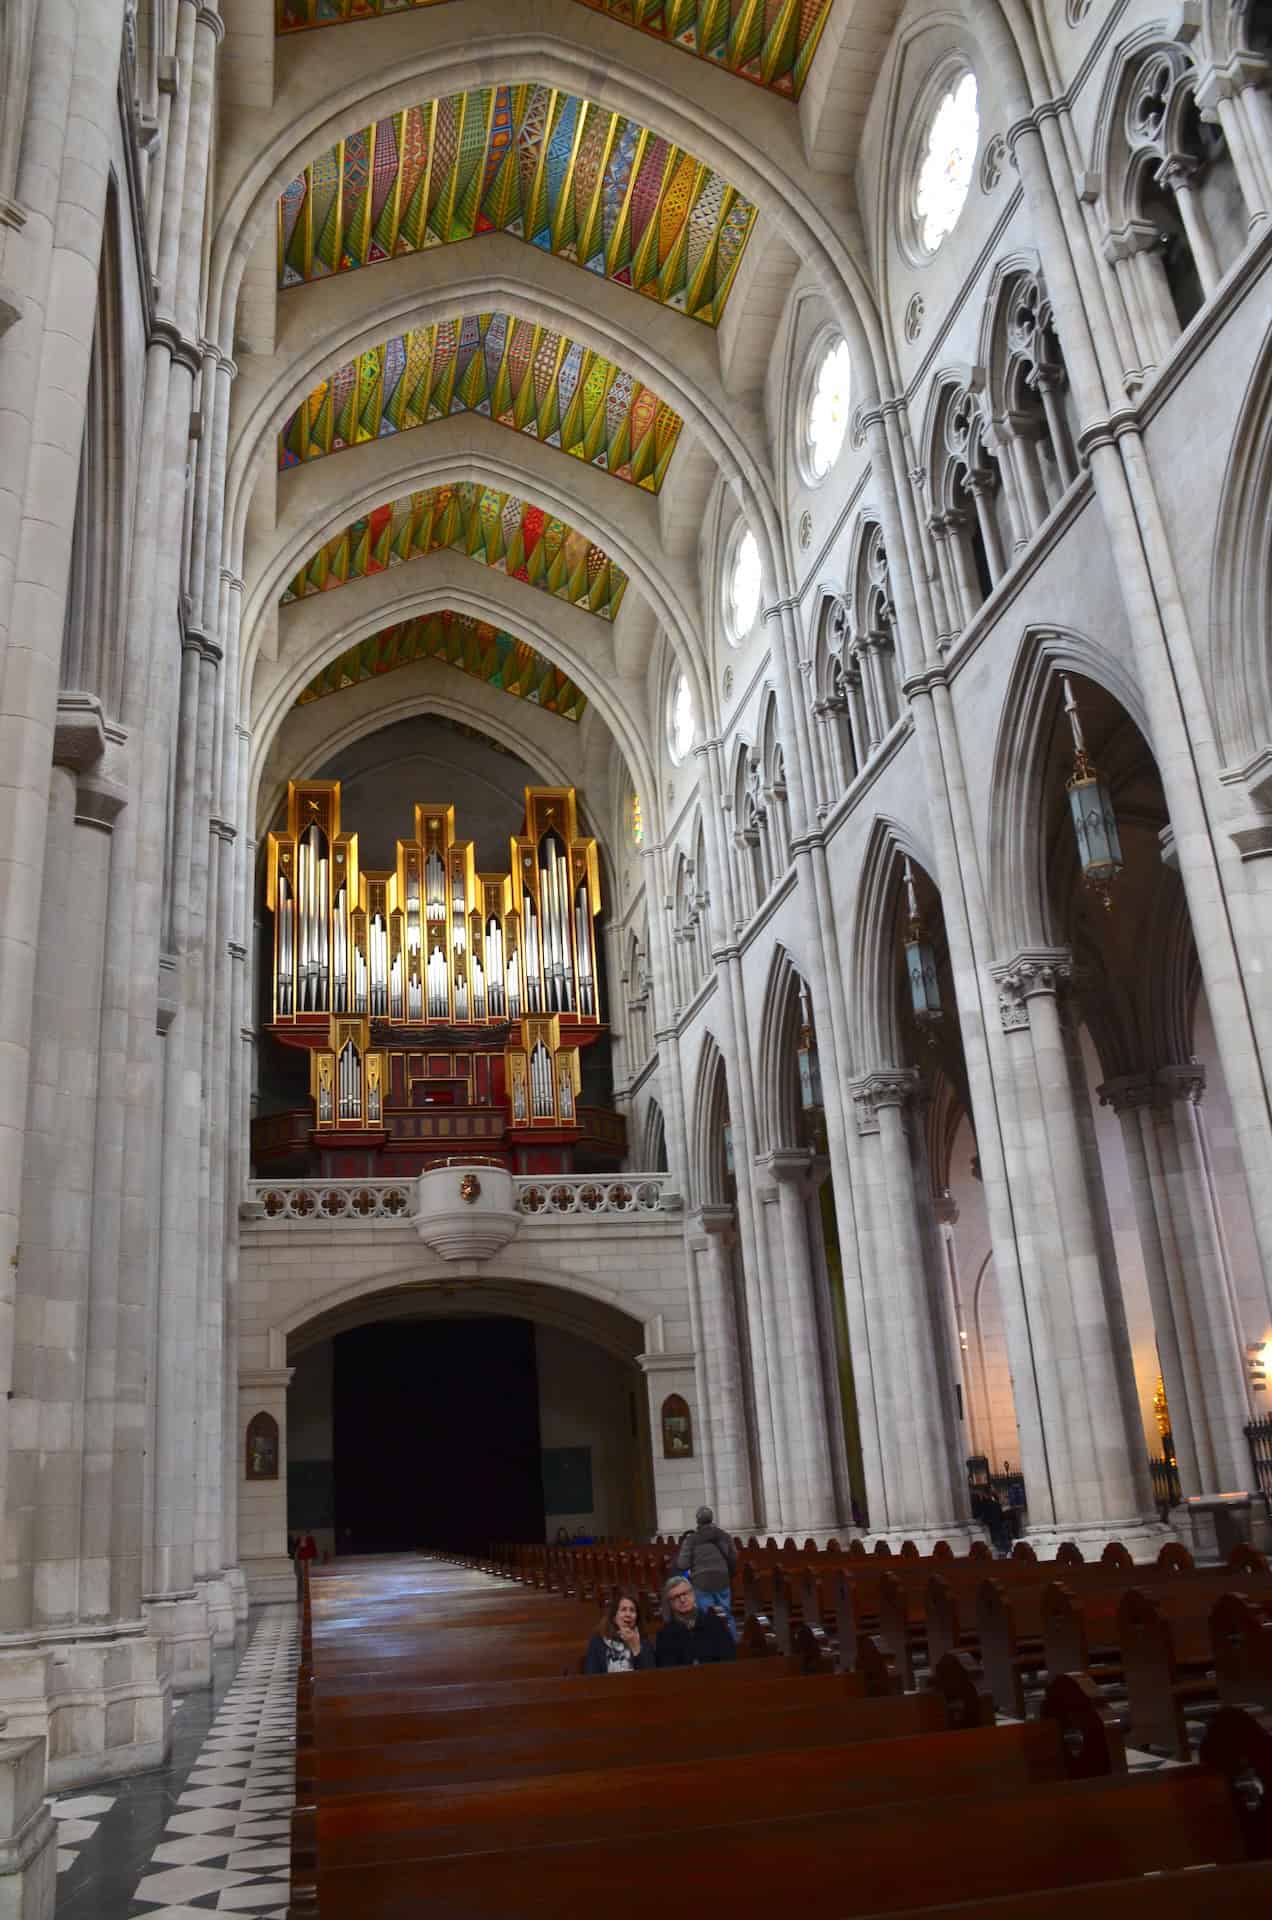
261;780;619;1176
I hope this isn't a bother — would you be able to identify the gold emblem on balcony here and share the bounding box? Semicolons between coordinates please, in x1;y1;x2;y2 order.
459;1171;482;1205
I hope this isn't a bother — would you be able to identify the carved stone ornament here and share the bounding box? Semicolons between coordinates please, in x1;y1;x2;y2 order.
460;1171;482;1204
994;952;1072;1032
904;294;925;343
798;510;813;550
723;665;734;701
980;134;1009;193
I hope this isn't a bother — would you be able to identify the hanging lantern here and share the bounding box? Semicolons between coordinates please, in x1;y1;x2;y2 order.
796;981;823;1111
902;857;942;1026
1062;675;1123;909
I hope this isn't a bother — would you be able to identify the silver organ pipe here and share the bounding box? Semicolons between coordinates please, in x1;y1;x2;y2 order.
523;898;541;1012
471;951;485;1021
425;847;446;918
316;833;330;1010
405;868;422;961
338;1040;361;1124
574;883;594;1016
426;942;448;1020
389;949;403;1020
530;1041;553;1118
451;869;467;955
506;948;521;1019
485;918;504;1016
558;1057;575;1122
276;874;294;1014
332;880;348;1012
353;943;367;1014
368;914;388;1016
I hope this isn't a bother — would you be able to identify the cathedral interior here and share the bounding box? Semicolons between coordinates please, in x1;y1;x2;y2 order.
3;0;1272;1850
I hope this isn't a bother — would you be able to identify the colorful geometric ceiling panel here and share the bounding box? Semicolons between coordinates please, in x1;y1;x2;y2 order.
276;84;757;325
277;0;449;28
272;0;830;101
281;483;629;620
297;610;587;721
278;315;683;494
576;0;832;98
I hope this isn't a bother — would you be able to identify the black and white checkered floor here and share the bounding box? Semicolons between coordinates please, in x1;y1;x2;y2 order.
54;1604;298;1919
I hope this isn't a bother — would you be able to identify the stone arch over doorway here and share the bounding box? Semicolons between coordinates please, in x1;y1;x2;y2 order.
236;1241;698;1596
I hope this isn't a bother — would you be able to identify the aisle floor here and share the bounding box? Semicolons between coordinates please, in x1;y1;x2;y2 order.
53;1604;298;1919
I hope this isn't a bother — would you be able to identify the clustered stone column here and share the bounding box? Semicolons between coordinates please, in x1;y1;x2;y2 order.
0;0;245;1795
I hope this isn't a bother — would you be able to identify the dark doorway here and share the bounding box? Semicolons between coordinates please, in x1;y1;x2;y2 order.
331;1318;544;1552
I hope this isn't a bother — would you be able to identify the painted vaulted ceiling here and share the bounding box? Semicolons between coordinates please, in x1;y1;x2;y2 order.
277;84;757;324
298;609;588;720
282;482;630;620
279;315;683;493
274;0;833;100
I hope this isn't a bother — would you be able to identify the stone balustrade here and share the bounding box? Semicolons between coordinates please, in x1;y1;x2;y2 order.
243;1173;676;1223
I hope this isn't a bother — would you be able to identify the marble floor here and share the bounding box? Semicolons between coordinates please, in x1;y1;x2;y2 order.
53;1605;298;1919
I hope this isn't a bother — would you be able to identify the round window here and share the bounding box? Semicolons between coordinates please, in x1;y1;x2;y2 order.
727;526;762;641
909;69;979;259
668;672;695;764
804;336;851;482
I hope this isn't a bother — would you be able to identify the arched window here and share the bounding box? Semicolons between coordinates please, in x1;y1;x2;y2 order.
759;695;791;876
1097;42;1252;381
726;525;762;642
661;1394;694;1459
803;336;852;482
672;848;708;1005
926;384;1009;630
810;595;861;806
905;67;980;259
668;670;695;763
732;742;769;917
984;269;1079;549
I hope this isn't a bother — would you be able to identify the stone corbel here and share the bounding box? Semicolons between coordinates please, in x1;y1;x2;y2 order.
53;692;107;773
1218;746;1272;858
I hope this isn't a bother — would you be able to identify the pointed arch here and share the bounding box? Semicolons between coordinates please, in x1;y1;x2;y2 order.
754;943;809;1159
1209;313;1272;770
688;1032;731;1210
984;625;1153;957
846;814;939;1072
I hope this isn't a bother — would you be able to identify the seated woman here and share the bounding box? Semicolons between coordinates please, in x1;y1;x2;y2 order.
583;1588;655;1674
655;1574;737;1667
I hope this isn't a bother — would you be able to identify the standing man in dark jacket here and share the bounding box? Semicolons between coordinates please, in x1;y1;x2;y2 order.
675;1505;738;1639
655;1575;736;1666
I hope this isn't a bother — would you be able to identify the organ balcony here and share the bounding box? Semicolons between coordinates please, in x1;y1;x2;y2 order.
254;779;625;1178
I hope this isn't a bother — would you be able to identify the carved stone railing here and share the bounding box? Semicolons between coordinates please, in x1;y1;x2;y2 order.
513;1176;674;1217
243;1173;676;1225
245;1181;413;1223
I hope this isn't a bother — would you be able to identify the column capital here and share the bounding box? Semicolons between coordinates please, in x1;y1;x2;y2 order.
851;1068;918;1133
992;947;1072;1029
1155;1061;1206;1105
1097;1072;1159;1115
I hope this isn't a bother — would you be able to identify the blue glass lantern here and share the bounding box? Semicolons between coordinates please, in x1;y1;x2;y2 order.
796;982;823;1111
1063;676;1123;909
903;857;942;1026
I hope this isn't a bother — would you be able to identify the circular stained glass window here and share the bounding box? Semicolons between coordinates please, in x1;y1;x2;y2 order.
912;70;979;257
728;527;762;641
669;672;695;763
805;337;851;482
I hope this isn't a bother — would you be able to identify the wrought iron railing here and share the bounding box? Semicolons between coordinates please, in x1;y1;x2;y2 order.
1149;1451;1182;1511
243;1173;676;1223
1245;1414;1272;1506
